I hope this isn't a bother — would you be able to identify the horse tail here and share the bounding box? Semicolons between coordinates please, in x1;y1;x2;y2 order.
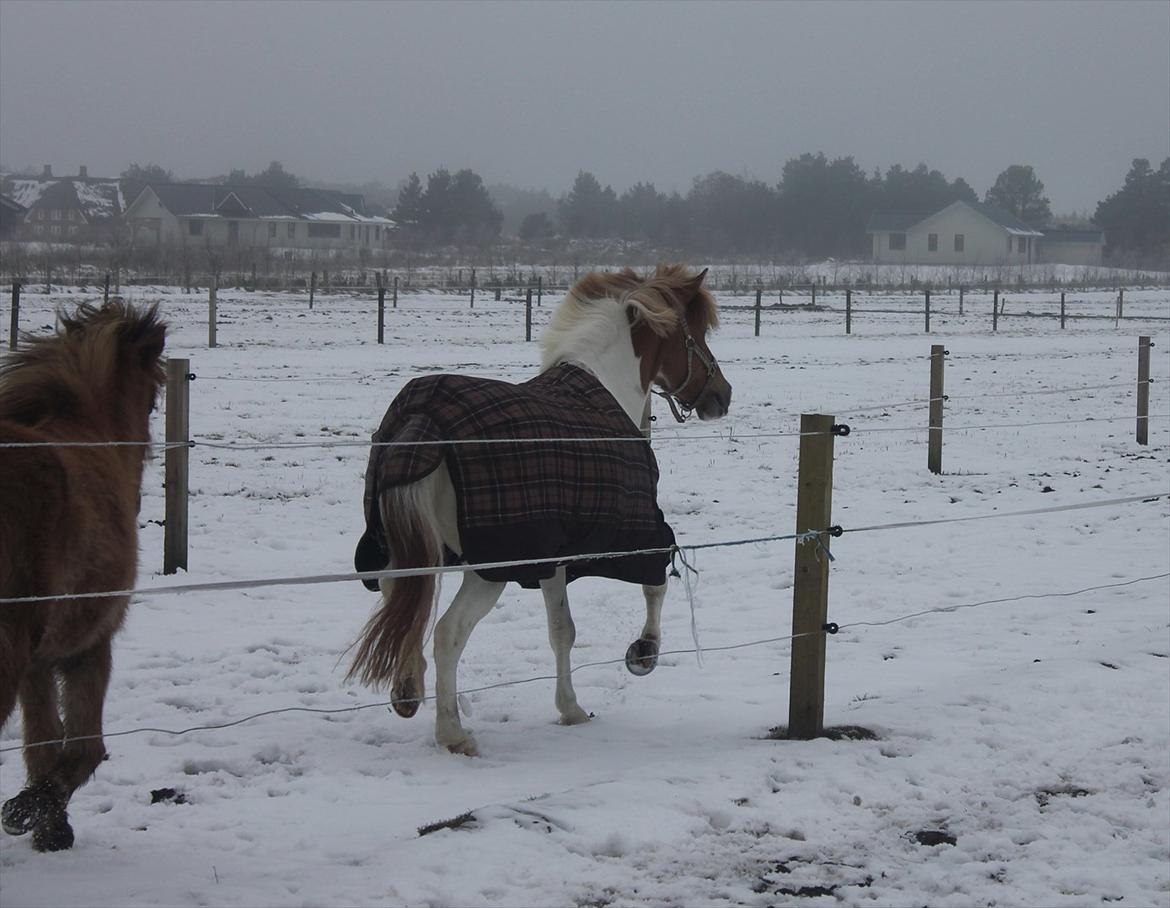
347;477;443;692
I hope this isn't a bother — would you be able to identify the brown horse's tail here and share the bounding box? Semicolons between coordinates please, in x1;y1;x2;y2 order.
347;478;442;696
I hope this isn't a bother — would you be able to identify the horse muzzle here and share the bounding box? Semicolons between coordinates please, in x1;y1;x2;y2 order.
693;376;732;420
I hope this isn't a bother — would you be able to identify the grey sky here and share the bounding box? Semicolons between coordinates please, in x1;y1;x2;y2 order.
1;0;1167;214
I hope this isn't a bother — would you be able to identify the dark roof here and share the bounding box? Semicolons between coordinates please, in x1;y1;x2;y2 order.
1041;228;1104;244
866;210;932;232
0;194;27;214
5;177;123;222
867;201;1043;235
142;183;372;219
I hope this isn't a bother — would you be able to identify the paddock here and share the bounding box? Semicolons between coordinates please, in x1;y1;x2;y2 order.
1;283;1168;907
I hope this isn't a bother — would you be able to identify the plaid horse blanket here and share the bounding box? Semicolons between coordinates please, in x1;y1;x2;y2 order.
355;363;675;589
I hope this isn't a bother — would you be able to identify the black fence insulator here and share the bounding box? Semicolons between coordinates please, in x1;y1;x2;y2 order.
831;423;851;437
823;622;839;635
826;525;844;538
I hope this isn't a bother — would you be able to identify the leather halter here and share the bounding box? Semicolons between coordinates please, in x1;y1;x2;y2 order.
653;314;720;423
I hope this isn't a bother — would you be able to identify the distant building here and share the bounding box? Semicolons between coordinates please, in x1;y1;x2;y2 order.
123;183;394;256
2;165;125;244
0;194;27;239
867;200;1105;267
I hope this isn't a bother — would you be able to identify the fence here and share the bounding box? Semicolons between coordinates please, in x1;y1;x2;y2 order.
1;328;1165;752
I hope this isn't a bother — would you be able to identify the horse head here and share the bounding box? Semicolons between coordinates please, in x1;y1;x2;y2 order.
626;265;732;422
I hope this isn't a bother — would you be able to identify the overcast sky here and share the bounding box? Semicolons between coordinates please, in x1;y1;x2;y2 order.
1;0;1167;214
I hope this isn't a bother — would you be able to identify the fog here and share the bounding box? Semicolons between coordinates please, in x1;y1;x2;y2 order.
1;0;1167;213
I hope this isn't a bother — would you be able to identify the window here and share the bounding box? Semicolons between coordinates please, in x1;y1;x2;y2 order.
1008;237;1013;253
33;225;43;236
348;225;356;240
889;232;906;251
928;233;938;252
67;210;75;222
51;209;61;220
308;223;341;238
188;220;203;236
954;233;965;252
1017;237;1027;254
50;225;61;236
69;226;78;236
287;222;296;239
269;222;277;238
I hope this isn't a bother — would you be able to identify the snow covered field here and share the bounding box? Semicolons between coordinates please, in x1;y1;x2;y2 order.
2;283;1169;907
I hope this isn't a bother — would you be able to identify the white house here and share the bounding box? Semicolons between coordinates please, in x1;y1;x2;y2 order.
1036;228;1106;267
123;183;394;256
867;201;1044;266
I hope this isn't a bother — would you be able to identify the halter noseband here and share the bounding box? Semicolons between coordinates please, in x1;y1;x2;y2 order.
653;314;720;423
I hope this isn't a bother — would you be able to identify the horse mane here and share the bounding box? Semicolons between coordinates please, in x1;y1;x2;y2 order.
0;300;167;429
541;264;718;370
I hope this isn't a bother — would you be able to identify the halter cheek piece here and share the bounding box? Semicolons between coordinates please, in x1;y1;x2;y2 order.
653;315;720;423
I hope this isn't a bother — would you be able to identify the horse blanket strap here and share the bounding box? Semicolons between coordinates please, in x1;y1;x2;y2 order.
356;363;676;589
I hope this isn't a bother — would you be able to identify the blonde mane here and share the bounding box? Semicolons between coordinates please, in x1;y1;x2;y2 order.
540;264;717;370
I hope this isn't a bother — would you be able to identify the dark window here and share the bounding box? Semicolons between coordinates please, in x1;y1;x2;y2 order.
1017;237;1027;254
1008;237;1013;253
928;233;938;252
889;232;906;251
287;222;296;238
348;224;356;240
268;222;277;238
188;220;203;236
308;223;341;239
954;233;965;252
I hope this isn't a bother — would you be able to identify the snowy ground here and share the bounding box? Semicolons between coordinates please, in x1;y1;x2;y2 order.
2;284;1169;907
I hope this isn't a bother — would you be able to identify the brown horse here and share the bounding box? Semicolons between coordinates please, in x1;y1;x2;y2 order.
0;300;166;851
351;264;731;756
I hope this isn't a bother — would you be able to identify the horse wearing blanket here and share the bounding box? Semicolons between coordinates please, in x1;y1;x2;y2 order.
350;264;730;755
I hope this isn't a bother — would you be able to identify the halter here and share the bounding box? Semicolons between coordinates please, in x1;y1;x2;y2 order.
653;314;720;423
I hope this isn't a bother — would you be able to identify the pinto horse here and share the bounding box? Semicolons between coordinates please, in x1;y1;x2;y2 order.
351;264;730;755
0;301;166;851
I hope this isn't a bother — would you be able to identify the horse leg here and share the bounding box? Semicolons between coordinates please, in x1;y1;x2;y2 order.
625;581;666;676
539;568;590;726
432;573;505;756
0;621;31;729
1;661;67;848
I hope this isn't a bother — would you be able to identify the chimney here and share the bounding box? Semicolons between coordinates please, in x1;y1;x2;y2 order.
42;164;52;178
78;165;88;180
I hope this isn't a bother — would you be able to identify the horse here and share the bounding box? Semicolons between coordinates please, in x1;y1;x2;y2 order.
350;264;731;756
0;300;167;851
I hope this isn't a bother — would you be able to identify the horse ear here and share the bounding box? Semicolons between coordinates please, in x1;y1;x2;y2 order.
688;268;709;291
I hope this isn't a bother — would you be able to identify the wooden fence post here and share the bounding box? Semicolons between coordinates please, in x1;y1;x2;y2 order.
538;276;543;307
845;288;852;335
754;287;762;337
924;289;931;333
470;268;476;309
1060;292;1066;329
525;288;533;342
8;281;20;351
393;275;398;309
788;413;837;740
164;358;191;575
309;270;316;309
811;283;817;308
1117;288;1124;323
208;277;217;348
377;273;385;345
1137;335;1152;445
993;290;999;332
103;272;111;303
959;286;964;316
929;344;946;474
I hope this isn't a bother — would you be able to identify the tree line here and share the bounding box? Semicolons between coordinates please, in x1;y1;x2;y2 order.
117;154;1168;267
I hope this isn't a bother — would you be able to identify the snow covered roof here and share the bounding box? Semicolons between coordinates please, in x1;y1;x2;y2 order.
5;176;123;223
141;183;394;225
867;201;1045;237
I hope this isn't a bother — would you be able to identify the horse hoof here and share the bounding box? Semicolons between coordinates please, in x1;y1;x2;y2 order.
625;638;659;676
444;737;479;758
391;681;421;718
2;783;61;837
32;809;74;852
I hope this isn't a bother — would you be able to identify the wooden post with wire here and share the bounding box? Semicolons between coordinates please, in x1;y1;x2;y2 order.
525;288;533;342
103;272;111;303
959;285;964;316
787;413;837;740
208;277;217;348
393;275;398;309
924;289;931;333
845;288;852;335
538;276;543;307
754;287;762;337
1060;292;1066;329
377;272;385;345
993;290;999;332
1137;335;1152;445
309;271;316;310
164;358;191;575
929;344;946;474
470;268;476;309
8;281;20;351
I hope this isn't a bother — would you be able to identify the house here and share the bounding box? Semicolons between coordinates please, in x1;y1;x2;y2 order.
867;200;1045;266
866;200;1105;267
2;165;124;244
0;194;27;239
123;183;395;257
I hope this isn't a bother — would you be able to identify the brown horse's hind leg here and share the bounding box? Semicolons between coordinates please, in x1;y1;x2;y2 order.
2;662;68;848
0;622;32;729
